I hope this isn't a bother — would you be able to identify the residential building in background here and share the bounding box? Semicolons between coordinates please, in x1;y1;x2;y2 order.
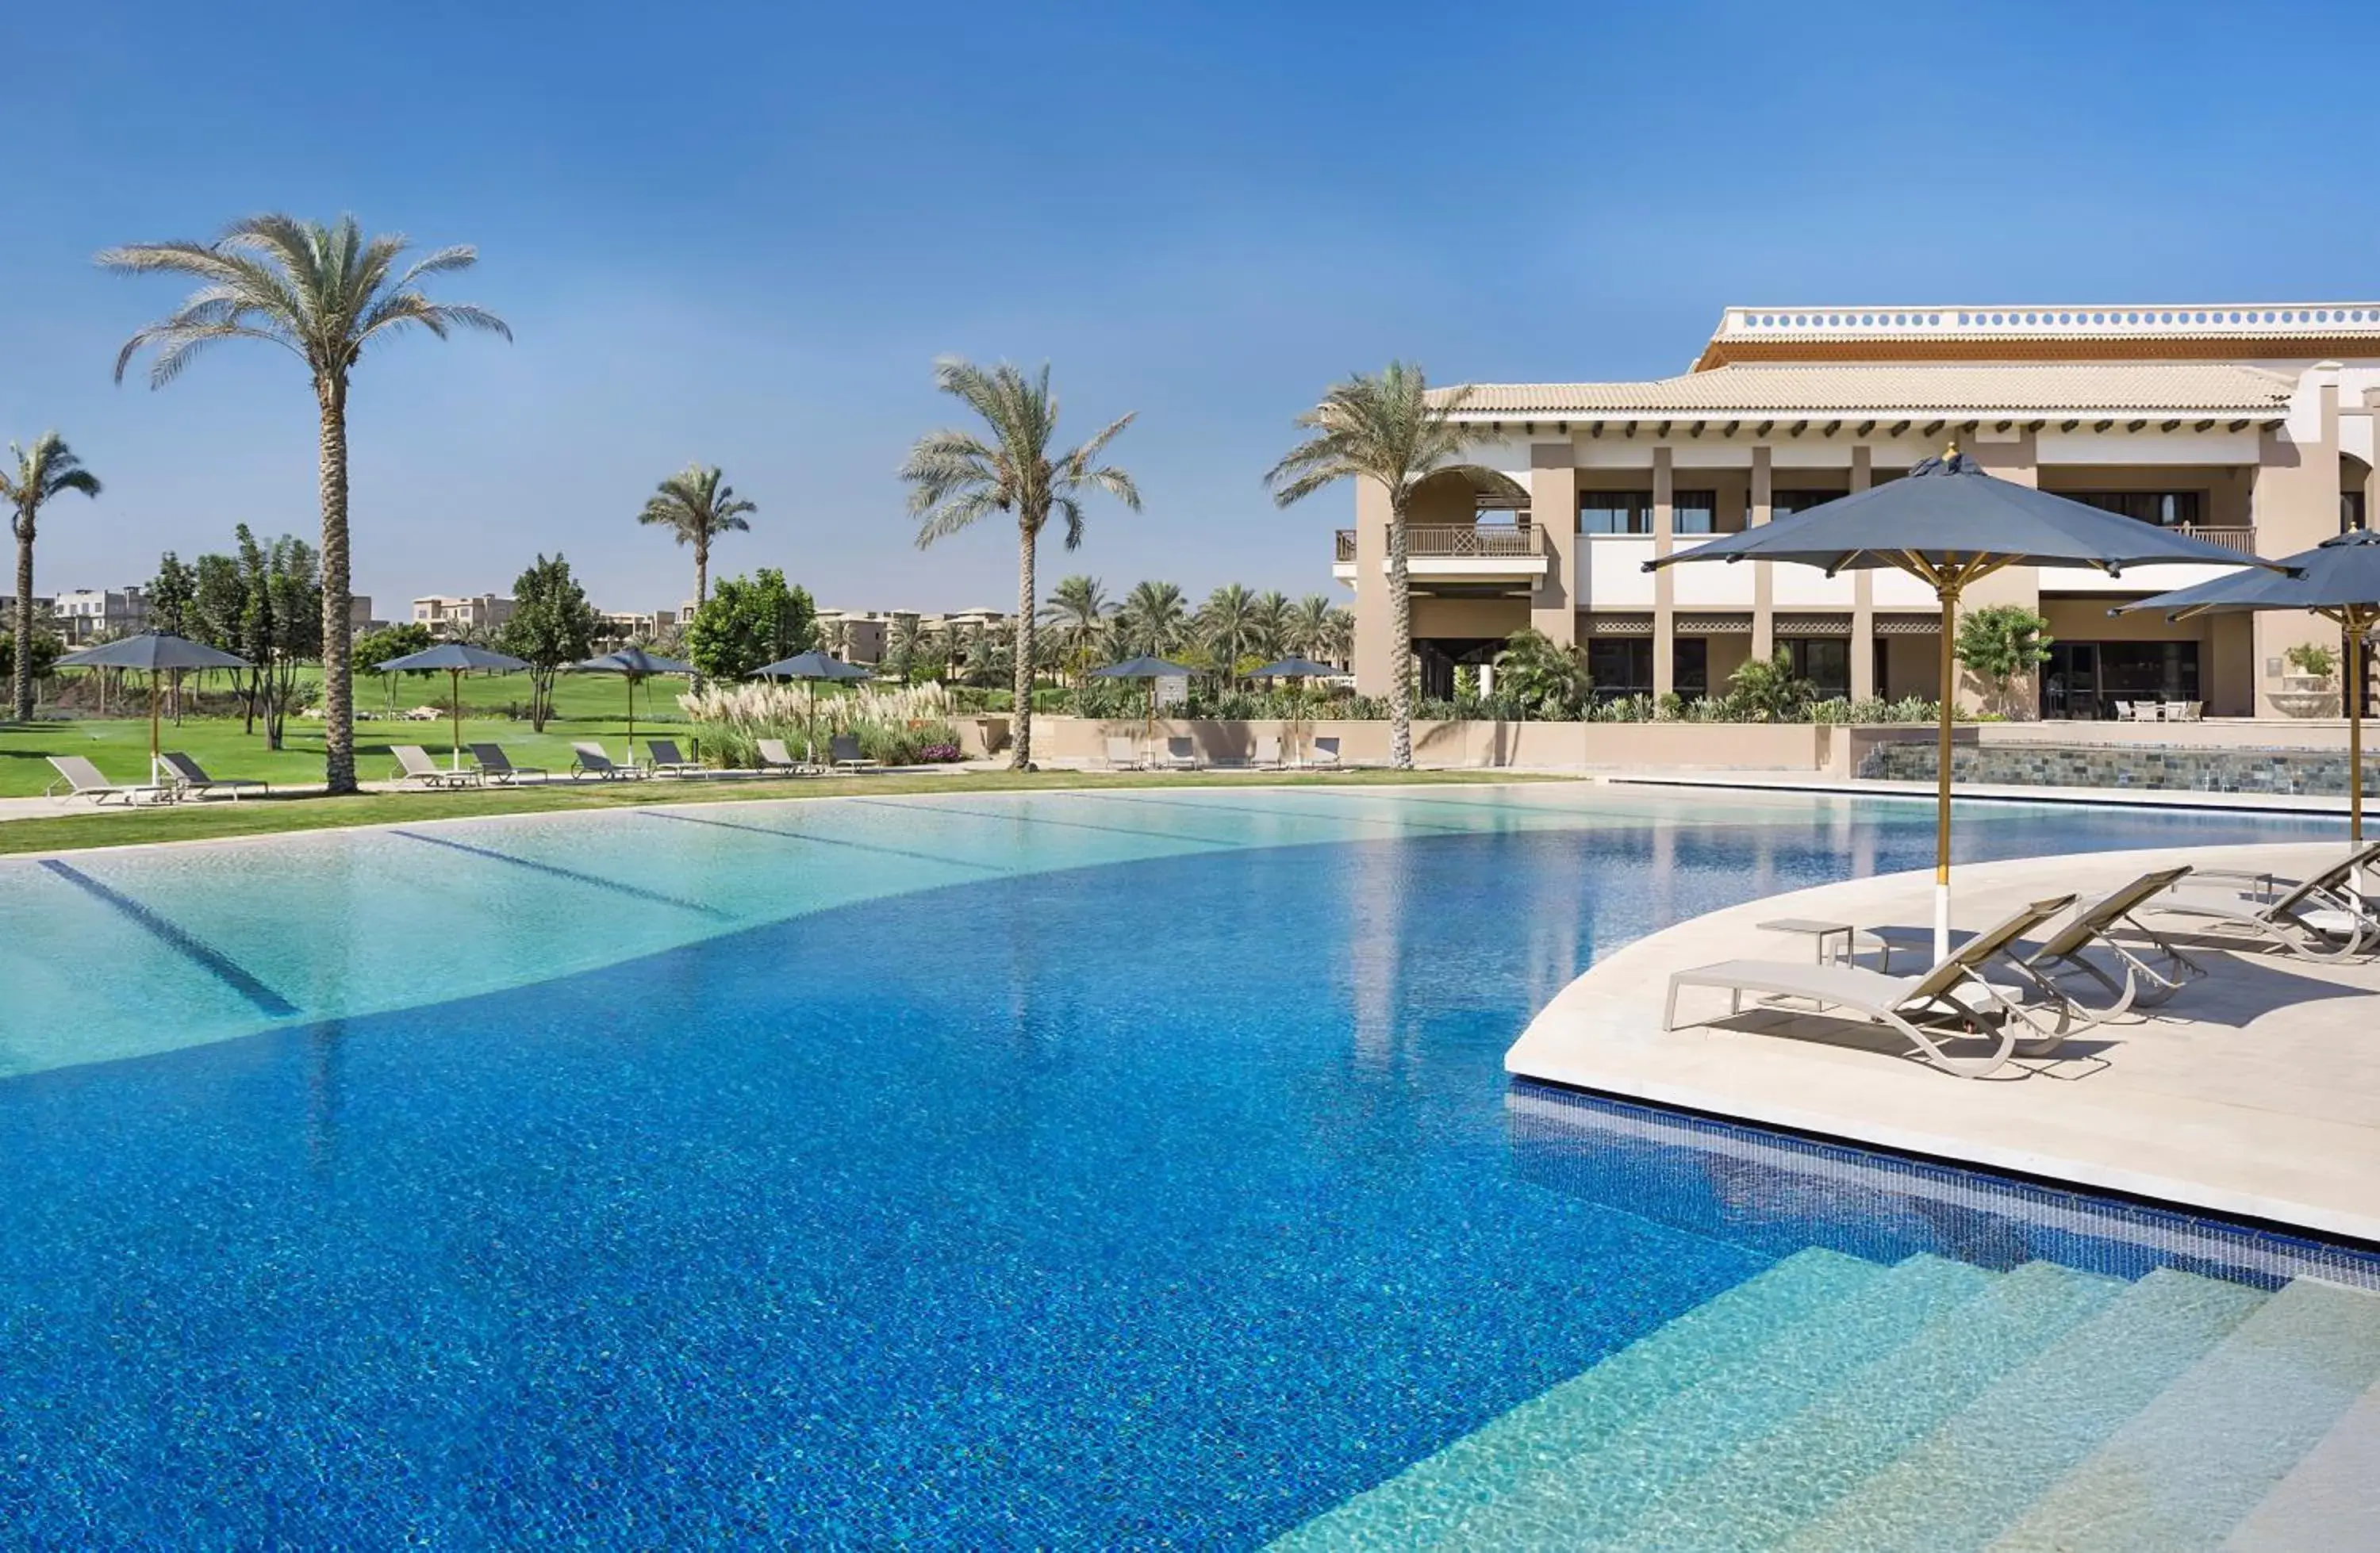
1335;302;2380;717
815;608;891;664
593;608;682;651
53;586;150;645
347;596;384;635
413;593;516;639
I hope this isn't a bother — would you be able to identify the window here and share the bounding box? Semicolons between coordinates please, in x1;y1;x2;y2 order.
1777;638;1851;698
1580;492;1652;535
1586;639;1654;697
1672;638;1709;699
1673;490;1718;536
1772;489;1846;517
2345;491;2368;535
2067;491;2203;528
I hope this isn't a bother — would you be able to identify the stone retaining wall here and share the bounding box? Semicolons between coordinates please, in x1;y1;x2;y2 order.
1860;740;2380;796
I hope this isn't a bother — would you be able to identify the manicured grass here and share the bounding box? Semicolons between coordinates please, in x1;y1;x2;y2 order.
0;767;1564;857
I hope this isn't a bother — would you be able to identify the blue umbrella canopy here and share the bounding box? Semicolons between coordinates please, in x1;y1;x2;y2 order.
55;631;250;672
1646;451;2289;580
2119;527;2380;842
374;642;529;673
1247;657;1341;679
575;647;695;676
753;650;871;681
1089;656;1197;678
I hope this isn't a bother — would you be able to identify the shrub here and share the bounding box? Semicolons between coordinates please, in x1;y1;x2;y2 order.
2285;642;2338;681
681;681;962;768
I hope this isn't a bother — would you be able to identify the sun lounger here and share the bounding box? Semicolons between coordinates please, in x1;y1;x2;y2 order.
1104;736;1142;771
828;734;879;772
467;743;547;785
44;754;169;806
1868;866;2206;1022
1158;737;1200;771
392;744;481;789
1253;734;1283;769
158;752;269;801
1665;895;2081;1079
645;738;709;778
570;742;634;780
756;738;811;774
1307;735;1342;769
2139;853;2377;961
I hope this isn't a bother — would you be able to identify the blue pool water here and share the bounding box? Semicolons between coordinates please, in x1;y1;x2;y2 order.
0;786;2358;1545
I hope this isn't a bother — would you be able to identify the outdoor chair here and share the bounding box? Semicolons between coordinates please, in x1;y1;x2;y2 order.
1866;866;2206;1023
159;752;269;802
467;743;547;785
2113;702;2139;723
1159;737;1200;771
1103;736;1143;771
570;742;634;780
828;734;880;772
1664;895;2082;1079
392;745;482;789
1308;735;1343;768
645;739;709;778
1253;734;1283;769
44;754;167;807
756;738;811;774
2140;842;2380;961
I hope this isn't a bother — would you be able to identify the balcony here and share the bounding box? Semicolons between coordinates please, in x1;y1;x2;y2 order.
1331;523;1550;591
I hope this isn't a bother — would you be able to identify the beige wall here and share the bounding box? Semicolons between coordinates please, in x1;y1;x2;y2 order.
1530;445;1580;647
1024;715;1834;770
1411;596;1529;639
2251;408;2344;715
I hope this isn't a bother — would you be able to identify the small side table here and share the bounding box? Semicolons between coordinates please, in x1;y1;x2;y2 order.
1757;917;1858;965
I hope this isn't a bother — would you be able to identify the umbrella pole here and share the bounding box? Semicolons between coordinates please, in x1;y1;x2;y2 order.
2350;619;2366;849
150;674;162;790
451;668;464;773
1935;589;1959;963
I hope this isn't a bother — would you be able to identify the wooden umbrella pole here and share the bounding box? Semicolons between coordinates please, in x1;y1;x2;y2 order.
1935;585;1960;963
451;668;464;772
2350;615;2366;847
150;673;162;791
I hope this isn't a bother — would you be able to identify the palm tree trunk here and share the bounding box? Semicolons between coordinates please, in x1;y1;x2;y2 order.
12;521;33;724
1012;515;1037;769
317;374;359;794
1388;493;1414;769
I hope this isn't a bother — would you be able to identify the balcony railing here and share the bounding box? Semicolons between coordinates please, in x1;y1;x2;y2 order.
2174;525;2255;553
1334;524;1545;563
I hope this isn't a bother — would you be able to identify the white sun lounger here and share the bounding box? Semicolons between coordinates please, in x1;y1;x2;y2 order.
1666;895;2082;1079
392;744;481;789
45;754;169;806
755;738;811;774
2139;853;2378;961
1104;736;1142;770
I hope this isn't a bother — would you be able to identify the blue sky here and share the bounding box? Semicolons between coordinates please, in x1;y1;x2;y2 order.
8;0;2378;618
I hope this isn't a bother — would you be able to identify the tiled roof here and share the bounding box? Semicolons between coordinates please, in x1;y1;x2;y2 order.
1442;363;2298;418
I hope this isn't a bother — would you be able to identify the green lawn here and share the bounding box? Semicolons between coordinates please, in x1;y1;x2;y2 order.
0;766;1561;857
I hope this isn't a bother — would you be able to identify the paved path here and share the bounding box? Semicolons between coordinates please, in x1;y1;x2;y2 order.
1506;842;2380;1241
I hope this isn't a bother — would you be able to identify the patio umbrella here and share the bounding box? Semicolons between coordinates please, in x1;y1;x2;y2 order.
1649;449;2282;960
1091;656;1198;762
574;646;695;768
374;642;531;772
1249;658;1342;765
2117;526;2380;846
55;631;251;785
752;650;872;760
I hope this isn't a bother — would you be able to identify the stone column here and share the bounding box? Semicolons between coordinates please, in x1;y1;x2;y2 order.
1529;443;1579;647
1850;446;1876;702
1965;428;2044;715
2250;369;2342;716
1652;444;1676;700
1352;477;1395;696
1750;445;1775;662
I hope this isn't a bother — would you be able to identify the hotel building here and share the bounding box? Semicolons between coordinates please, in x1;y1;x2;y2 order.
1334;305;2380;717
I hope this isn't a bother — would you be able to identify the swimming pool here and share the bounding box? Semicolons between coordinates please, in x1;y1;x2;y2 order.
0;785;2369;1546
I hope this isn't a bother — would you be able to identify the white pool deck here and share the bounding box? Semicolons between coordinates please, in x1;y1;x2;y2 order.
1507;842;2380;1244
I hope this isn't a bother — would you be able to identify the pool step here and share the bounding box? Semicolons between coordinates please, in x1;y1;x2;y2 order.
1417;1252;1995;1548
1266;1246;1886;1550
1603;1258;2127;1551
1990;1276;2380;1551
2224;1371;2380;1549
1783;1264;2269;1552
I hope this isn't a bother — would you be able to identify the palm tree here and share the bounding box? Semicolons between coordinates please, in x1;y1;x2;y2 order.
639;465;754;612
3;435;102;722
1286;593;1336;663
1197;583;1261;688
1040;574;1111;683
885;612;924;682
900;359;1138;769
1113;580;1189;659
101;214;509;794
1248;589;1292;663
1265;362;1478;768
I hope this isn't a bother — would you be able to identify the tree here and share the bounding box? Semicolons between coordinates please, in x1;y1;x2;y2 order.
1726;654;1815;722
4;434;102;722
191;552;246;654
1493;628;1595;719
498;554;599;730
1265;362;1480;768
884;613;924;684
1954;604;2054;718
1041;574;1111;684
148;551;200;719
637;465;754;627
1113;580;1188;658
0;627;61;687
246;529;323;750
102;213;509;792
355;621;435;715
1197;583;1261;687
900;359;1139;769
1249;589;1292;663
685;567;817;681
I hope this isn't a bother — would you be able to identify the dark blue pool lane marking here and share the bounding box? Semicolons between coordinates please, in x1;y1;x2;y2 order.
636;809;1004;871
393;830;731;919
38;861;300;1018
845;796;1245;848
